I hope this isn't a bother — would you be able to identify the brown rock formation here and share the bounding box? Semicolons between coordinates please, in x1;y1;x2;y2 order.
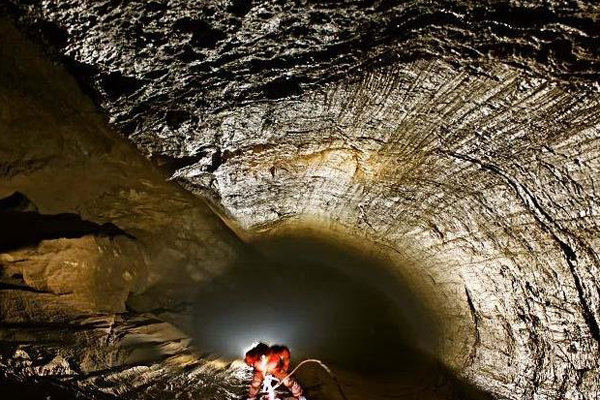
2;1;600;399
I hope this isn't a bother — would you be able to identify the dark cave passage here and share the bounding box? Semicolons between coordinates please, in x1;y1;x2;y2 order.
0;192;132;253
189;234;430;374
144;232;491;400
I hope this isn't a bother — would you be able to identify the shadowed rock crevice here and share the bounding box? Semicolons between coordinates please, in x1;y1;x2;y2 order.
0;192;133;253
0;191;37;212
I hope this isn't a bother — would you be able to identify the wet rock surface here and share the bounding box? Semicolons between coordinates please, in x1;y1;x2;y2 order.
2;1;600;399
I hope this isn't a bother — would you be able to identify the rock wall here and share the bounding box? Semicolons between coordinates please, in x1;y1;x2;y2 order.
0;17;248;398
3;1;600;399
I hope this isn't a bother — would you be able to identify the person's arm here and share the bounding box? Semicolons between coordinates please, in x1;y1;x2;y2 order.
247;370;264;399
275;347;303;399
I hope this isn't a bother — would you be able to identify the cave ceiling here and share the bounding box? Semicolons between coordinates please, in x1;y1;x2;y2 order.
1;1;600;399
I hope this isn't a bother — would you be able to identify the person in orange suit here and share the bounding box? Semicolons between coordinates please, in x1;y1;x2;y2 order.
244;343;305;400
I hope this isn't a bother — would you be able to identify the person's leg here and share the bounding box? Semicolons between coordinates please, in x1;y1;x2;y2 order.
248;371;265;399
273;371;303;399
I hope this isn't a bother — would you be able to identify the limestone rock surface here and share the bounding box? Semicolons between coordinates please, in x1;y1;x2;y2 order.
2;1;600;400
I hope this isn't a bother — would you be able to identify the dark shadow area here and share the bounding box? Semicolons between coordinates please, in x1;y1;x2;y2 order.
0;376;103;400
0;191;38;212
0;192;133;252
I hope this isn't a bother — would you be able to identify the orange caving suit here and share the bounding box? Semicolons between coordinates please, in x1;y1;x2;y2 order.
245;344;303;400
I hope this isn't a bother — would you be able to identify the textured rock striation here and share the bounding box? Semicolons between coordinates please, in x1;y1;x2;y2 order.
3;1;600;399
8;1;600;159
